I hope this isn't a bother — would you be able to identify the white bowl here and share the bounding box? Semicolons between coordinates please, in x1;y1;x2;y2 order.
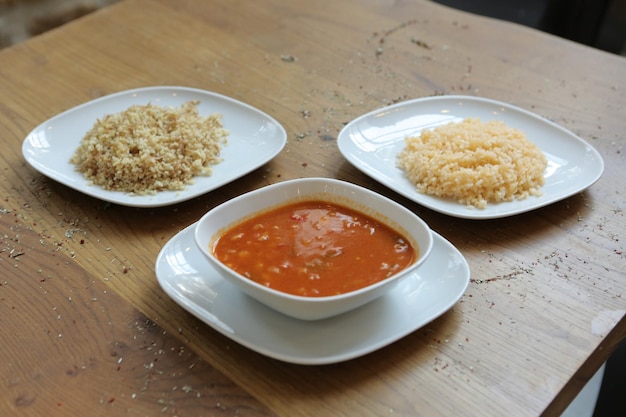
194;178;433;320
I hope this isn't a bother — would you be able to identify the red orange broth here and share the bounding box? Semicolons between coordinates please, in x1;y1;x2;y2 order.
212;200;417;297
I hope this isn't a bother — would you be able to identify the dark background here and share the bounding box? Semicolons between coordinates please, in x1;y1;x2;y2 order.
432;0;626;55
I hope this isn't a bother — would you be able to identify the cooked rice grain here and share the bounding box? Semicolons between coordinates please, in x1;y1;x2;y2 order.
397;118;547;209
70;101;228;195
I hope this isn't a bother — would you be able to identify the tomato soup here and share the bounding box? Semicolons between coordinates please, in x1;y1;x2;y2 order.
212;200;417;297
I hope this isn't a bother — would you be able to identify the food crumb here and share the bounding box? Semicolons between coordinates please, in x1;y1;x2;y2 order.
280;54;298;62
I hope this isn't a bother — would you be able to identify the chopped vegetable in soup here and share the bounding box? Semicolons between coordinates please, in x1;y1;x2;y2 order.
213;200;416;297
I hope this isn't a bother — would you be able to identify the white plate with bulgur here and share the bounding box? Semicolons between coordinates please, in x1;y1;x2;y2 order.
22;86;287;207
338;95;604;219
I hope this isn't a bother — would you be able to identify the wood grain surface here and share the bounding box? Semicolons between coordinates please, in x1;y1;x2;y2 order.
0;0;624;416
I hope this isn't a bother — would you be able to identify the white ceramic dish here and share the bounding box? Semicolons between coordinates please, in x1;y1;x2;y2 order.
22;86;287;207
194;178;434;320
156;223;469;365
337;95;604;219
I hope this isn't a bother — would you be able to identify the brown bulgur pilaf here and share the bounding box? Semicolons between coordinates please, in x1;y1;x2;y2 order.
397;118;547;209
70;101;228;195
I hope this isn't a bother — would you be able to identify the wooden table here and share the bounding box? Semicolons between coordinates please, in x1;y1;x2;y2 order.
1;0;624;416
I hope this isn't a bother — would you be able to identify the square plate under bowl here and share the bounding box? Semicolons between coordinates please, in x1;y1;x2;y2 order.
156;222;469;364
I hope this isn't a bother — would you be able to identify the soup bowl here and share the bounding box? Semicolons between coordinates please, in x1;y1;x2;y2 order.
194;177;433;320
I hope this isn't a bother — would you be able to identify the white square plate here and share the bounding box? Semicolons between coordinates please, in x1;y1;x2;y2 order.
156;223;469;365
22;86;287;207
338;95;604;219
